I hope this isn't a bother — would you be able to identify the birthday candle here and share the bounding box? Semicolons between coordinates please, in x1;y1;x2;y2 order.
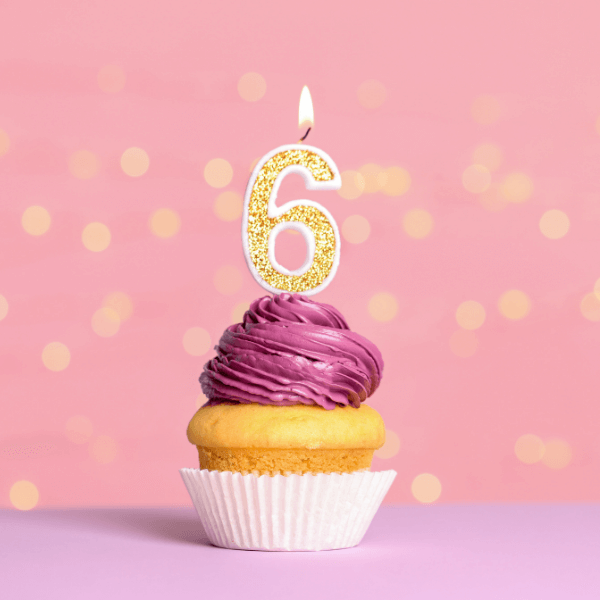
242;87;342;296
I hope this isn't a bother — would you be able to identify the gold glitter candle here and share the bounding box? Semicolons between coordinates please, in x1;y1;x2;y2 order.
242;144;342;295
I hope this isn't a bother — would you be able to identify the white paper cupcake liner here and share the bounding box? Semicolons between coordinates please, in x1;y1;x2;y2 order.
179;468;396;551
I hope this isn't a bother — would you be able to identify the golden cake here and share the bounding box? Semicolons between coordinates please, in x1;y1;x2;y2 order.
187;403;385;475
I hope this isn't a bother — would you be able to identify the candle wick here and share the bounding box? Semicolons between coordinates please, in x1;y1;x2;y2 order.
298;127;311;143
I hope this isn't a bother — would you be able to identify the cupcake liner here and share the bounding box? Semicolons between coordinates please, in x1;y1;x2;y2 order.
179;468;396;551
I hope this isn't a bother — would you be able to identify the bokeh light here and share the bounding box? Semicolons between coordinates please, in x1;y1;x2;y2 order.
204;158;233;188
374;429;401;459
65;416;94;444
541;439;572;469
82;222;111;252
462;164;491;194
149;208;181;238
358;164;386;193
120;147;149;177
515;434;545;464
455;300;486;330
337;170;365;200
472;143;503;171
237;72;266;102
0;294;8;321
97;65;126;93
91;307;120;337
342;215;371;244
231;301;251;323
449;330;478;358
539;209;570;239
103;292;133;321
357;79;387;109
214;191;243;221
580;292;600;321
89;435;118;464
22;205;51;236
500;172;533;203
594;277;600;300
471;94;502;125
382;166;411;197
68;150;100;180
403;209;433;239
498;289;531;320
183;327;211;356
214;265;243;295
411;473;442;503
0;129;10;156
9;480;39;511
368;292;398;322
478;185;508;212
42;342;70;371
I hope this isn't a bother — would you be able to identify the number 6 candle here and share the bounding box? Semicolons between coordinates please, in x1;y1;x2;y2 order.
242;87;342;296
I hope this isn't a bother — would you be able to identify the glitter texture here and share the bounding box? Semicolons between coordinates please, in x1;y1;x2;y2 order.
247;149;336;293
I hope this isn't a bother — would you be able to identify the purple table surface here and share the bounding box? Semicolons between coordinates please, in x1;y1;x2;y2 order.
1;505;599;599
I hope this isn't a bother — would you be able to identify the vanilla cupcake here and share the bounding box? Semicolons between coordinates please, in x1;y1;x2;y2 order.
187;403;385;475
180;293;395;551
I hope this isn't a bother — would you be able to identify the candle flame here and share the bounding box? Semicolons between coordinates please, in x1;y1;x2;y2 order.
298;86;314;129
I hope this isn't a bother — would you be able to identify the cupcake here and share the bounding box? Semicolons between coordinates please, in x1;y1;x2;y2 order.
180;293;396;551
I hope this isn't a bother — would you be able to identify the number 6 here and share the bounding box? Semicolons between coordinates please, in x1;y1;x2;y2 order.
242;144;342;296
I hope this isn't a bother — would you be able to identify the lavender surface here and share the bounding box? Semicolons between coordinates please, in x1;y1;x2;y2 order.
3;506;599;600
200;294;383;410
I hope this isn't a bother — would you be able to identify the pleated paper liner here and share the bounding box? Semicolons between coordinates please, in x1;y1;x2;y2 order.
180;468;396;552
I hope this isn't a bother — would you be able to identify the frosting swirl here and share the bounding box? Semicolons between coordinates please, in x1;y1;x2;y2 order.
200;294;383;410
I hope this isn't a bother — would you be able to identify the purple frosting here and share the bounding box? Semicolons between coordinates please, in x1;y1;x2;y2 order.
200;294;384;410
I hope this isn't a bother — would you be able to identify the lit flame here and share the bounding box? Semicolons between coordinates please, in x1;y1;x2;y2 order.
298;86;314;129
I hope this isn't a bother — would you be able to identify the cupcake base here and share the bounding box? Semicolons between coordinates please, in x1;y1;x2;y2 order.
180;468;396;551
196;446;375;475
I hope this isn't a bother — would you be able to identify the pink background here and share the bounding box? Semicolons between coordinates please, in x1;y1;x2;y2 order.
1;0;599;508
